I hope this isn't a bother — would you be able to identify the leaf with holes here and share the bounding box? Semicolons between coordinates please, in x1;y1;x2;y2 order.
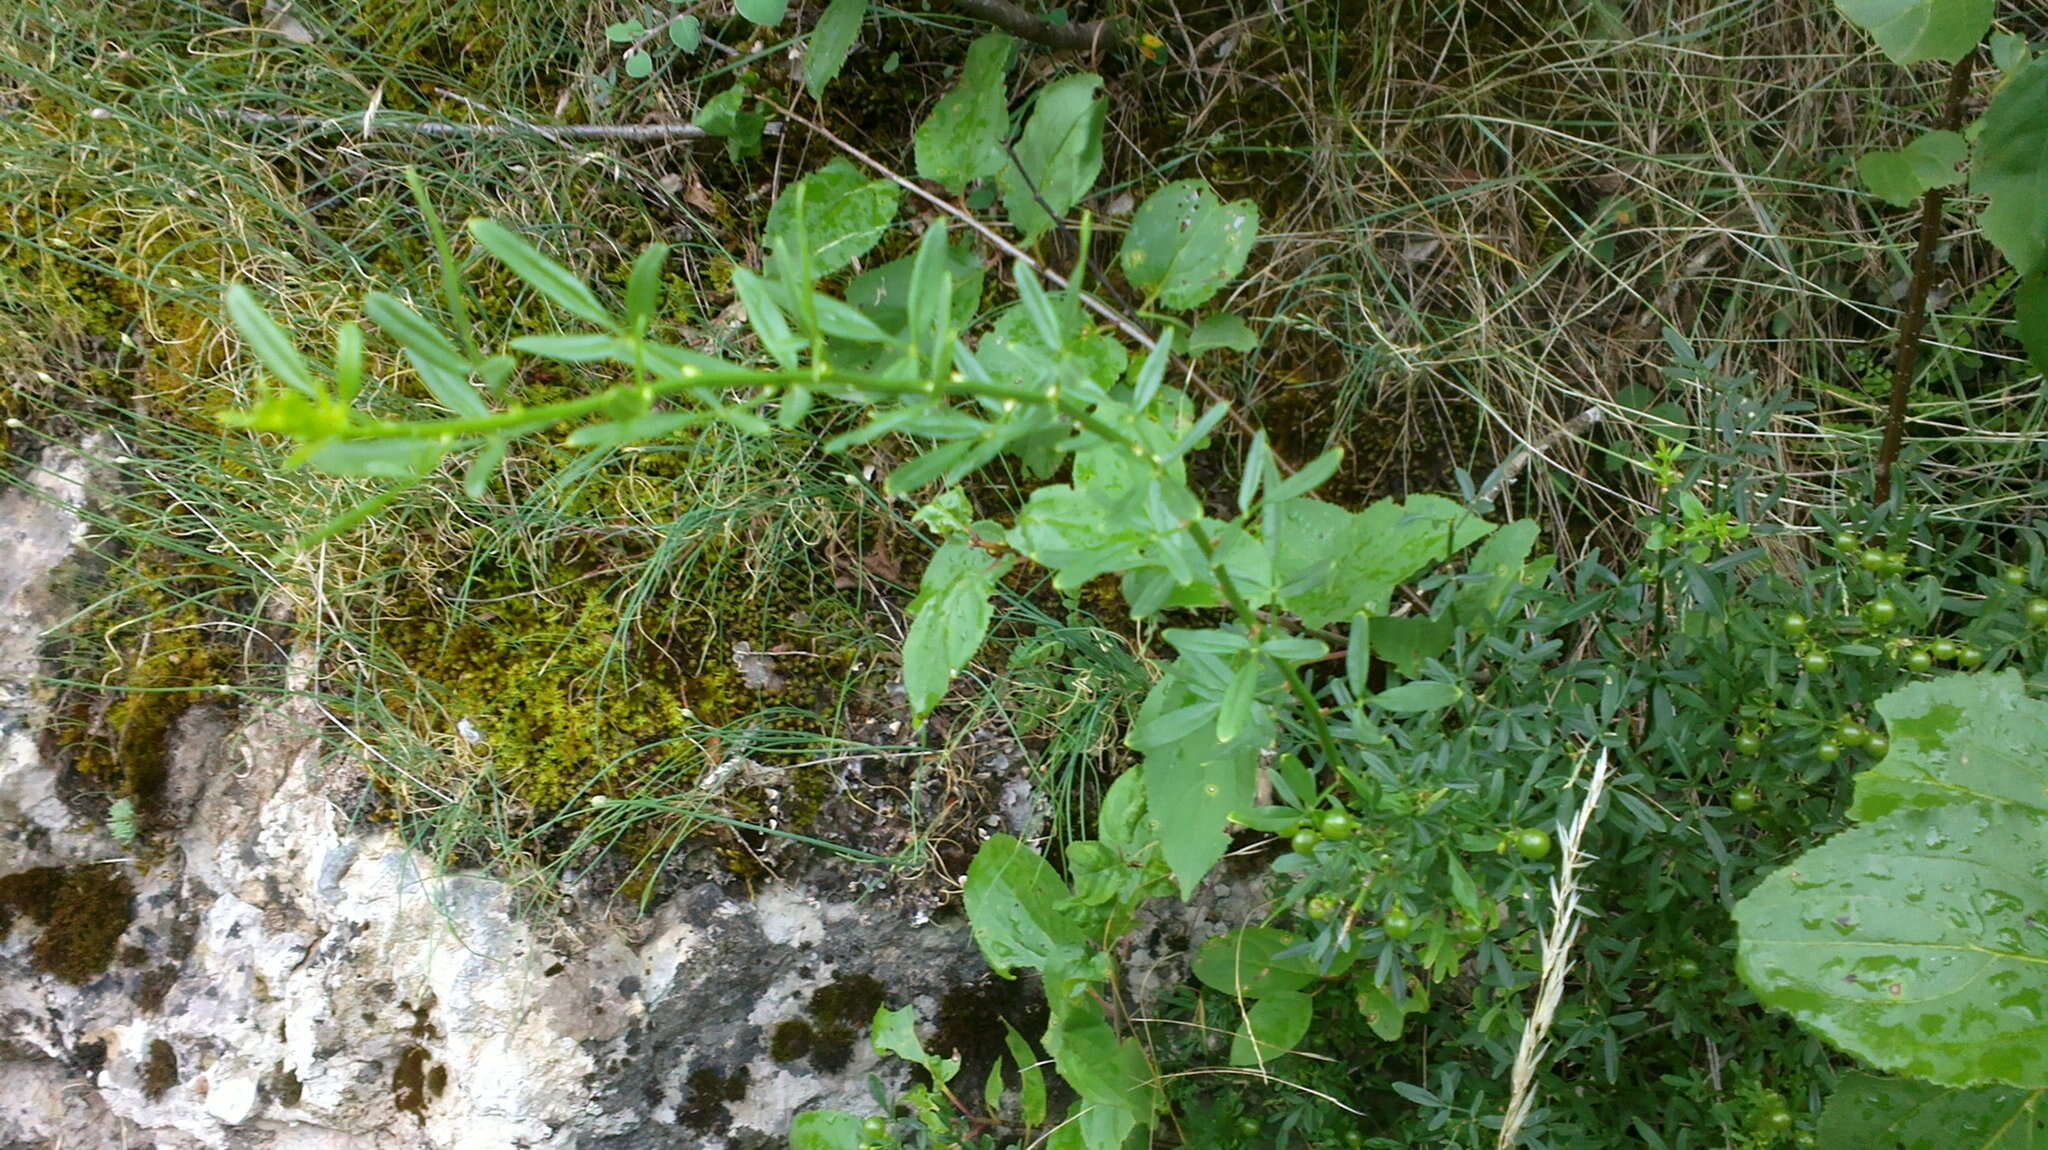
1734;671;2048;1089
1118;179;1260;310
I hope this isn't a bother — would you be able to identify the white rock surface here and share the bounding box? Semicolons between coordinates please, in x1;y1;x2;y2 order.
0;446;987;1149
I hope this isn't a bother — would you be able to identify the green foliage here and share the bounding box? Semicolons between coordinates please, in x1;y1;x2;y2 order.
1973;55;2048;278
902;538;1011;725
1118;179;1260;311
1819;1072;2045;1149
1833;0;1992;65
1735;672;2048;1089
913;33;1014;194
1857;128;1965;206
804;0;868;100
998;74;1106;242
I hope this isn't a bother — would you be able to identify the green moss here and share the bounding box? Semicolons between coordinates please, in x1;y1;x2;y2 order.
768;1017;814;1063
678;1065;750;1133
0;865;135;985
141;1038;178;1101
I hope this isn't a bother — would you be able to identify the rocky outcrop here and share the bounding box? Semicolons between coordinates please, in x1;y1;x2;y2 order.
0;444;997;1148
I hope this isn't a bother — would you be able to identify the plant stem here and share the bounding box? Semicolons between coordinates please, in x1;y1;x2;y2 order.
1874;53;1975;496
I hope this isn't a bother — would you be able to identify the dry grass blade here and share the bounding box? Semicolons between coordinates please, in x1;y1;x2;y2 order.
1496;746;1615;1149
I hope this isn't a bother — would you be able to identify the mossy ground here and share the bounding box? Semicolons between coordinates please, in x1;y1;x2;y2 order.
0;864;136;985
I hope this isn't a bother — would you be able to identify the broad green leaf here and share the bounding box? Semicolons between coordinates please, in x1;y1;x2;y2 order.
1853;671;2048;820
1735;671;2048;1089
998;74;1106;241
1974;57;2048;276
1192;928;1319;997
624;50;654;78
669;15;701;50
225;286;317;398
1007;485;1157;589
467;220;617;330
789;1110;864;1150
2017;274;2048;375
1277;494;1494;627
1228;990;1311;1066
765;159;901;278
1355;976;1431;1041
805;0;866;100
847;238;983;332
1372;614;1457;675
963;834;1086;977
1135;669;1269;897
1042;1007;1155;1118
1372;680;1463;713
1188;311;1259;354
1834;0;1992;65
1046;1099;1141;1150
1859;128;1967;207
1990;31;2030;75
903;539;1013;723
1819;1072;2046;1150
1119;179;1260;310
692;84;767;161
913;33;1014;193
1003;1022;1047;1126
736;0;788;24
604;19;643;41
872;1004;961;1084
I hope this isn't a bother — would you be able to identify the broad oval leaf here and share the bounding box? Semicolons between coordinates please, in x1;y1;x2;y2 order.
1859;128;1967;207
1736;671;2048;1089
902;538;1013;723
1192;927;1319;998
998;73;1107;242
804;0;866;99
913;33;1013;193
963;834;1085;978
1835;0;1993;65
789;1110;864;1150
1819;1071;2046;1150
736;0;788;25
1228;989;1312;1066
764;158;901;278
1118;179;1259;310
1973;55;2048;277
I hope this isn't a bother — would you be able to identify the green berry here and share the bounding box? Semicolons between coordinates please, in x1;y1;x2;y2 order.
1931;638;1959;661
2004;566;2029;586
862;1117;889;1140
2029;599;2048;627
1318;810;1359;838
1957;645;1985;668
1780;612;1809;638
1833;531;1861;551
1290;829;1321;855
1816;741;1841;763
1733;732;1762;755
1884;551;1909;576
1906;649;1933;672
1864;733;1890;758
1674;957;1702;979
1865;599;1898;626
1306;895;1340;921
1516;828;1554;860
1860;548;1888;572
1730;787;1758;813
1381;909;1414;940
1802;651;1831;675
1835;721;1868;747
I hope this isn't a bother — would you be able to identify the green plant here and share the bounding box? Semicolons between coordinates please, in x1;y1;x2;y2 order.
1734;671;2048;1145
1831;3;2048;487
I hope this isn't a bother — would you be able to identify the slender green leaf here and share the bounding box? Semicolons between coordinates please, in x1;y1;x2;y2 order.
627;242;670;326
467;219;618;329
1003;1022;1047;1126
364;292;489;417
1373;680;1463;713
225;286;317;398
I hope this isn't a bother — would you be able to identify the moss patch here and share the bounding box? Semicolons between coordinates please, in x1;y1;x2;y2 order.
141;1038;178;1101
677;1064;749;1134
0;865;135;984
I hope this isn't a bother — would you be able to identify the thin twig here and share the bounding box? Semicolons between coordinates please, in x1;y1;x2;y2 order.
214;107;780;144
942;0;1113;53
1874;53;1975;495
1497;746;1615;1150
